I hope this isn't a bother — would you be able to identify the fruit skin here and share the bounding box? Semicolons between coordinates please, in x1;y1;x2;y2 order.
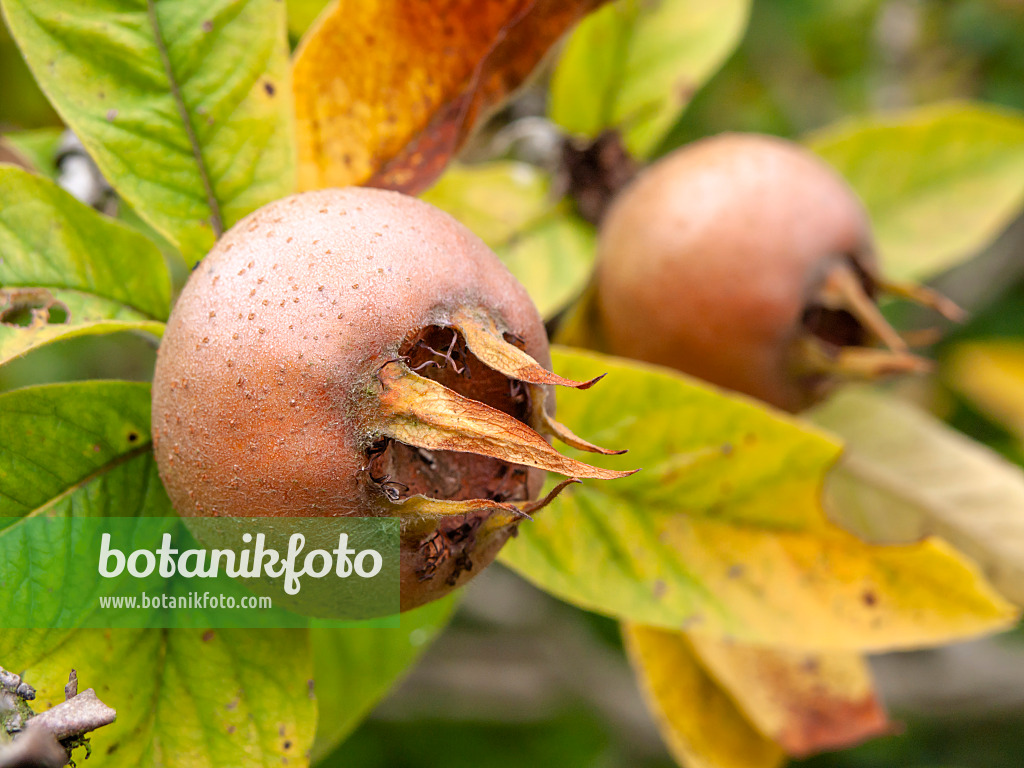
593;133;876;412
152;187;550;610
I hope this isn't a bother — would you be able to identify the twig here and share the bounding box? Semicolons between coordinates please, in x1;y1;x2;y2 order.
0;670;34;702
30;690;115;744
0;723;66;768
0;669;116;768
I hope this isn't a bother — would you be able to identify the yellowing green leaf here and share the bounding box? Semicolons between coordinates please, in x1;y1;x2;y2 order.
421;162;597;317
624;624;785;768
686;637;889;757
0;382;318;767
0;628;315;768
811;385;1024;607
1;0;295;265
946;341;1024;443
549;0;751;158
287;0;330;39
808;102;1024;282
0;167;169;365
501;348;1015;650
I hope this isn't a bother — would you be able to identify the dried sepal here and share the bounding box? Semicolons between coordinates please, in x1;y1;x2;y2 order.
389;477;582;532
528;387;627;455
817;261;908;353
793;336;933;380
451;306;605;389
876;277;967;323
376;361;636;480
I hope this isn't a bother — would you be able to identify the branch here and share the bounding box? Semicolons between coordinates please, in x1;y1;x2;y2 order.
0;669;116;768
30;689;115;744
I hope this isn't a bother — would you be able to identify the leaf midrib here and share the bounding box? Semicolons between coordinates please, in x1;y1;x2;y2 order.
145;0;224;238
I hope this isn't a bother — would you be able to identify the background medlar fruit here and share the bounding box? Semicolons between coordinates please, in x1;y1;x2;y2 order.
153;187;630;612
569;132;960;412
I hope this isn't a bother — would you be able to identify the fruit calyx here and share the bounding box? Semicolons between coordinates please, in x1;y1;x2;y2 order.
361;309;635;585
792;254;965;393
360;307;635;580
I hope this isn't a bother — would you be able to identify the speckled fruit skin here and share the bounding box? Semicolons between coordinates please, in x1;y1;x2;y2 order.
152;187;549;611
594;133;876;412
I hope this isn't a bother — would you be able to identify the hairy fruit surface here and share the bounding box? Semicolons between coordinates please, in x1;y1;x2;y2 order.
152;187;630;611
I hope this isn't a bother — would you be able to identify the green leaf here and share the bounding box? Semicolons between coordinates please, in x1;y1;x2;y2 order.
500;348;1015;651
0;383;169;651
809;385;1024;607
549;0;751;158
0;628;316;768
0;381;154;519
807;102;1024;282
1;126;62;178
1;0;295;265
0;167;169;365
421;162;596;318
309;595;457;762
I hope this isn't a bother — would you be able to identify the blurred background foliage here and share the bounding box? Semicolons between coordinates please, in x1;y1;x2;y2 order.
4;1;1024;766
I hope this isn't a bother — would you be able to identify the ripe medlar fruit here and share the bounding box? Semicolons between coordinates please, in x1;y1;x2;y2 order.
568;133;960;412
152;187;631;612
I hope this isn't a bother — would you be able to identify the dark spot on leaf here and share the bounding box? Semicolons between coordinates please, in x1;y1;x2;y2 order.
264;81;276;97
307;679;315;698
227;725;236;734
202;19;213;32
652;579;667;599
202;629;215;641
862;590;878;607
127;431;140;444
283;740;292;750
727;564;745;579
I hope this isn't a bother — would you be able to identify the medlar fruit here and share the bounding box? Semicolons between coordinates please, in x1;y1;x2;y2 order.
152;187;631;612
569;133;960;412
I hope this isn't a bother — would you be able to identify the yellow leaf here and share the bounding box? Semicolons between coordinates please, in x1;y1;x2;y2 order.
946;341;1024;443
655;516;1015;651
623;623;785;768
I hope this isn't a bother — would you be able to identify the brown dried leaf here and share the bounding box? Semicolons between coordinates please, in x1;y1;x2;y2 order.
687;637;891;757
293;0;606;194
